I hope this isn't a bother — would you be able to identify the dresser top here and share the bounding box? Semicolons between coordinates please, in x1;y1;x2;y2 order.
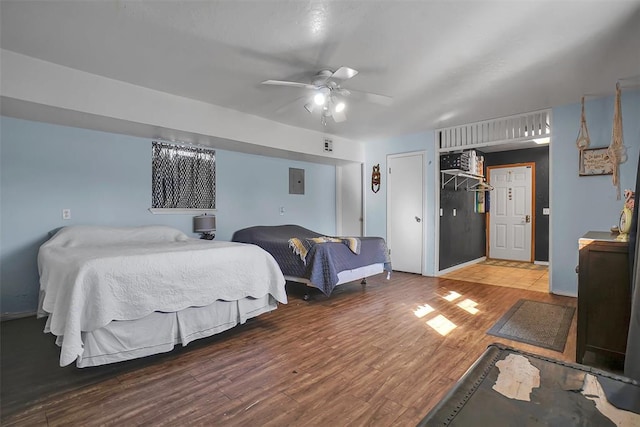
579;231;629;248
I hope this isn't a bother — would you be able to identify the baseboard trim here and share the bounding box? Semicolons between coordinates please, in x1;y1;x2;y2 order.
1;311;37;322
549;289;577;298
437;257;486;276
534;261;549;266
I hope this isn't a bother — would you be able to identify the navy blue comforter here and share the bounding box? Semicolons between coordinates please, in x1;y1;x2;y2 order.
231;225;391;295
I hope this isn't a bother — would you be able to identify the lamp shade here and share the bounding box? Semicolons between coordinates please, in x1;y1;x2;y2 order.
193;214;216;233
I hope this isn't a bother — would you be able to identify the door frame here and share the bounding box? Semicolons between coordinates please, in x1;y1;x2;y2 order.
486;162;536;262
335;162;364;236
386;151;426;275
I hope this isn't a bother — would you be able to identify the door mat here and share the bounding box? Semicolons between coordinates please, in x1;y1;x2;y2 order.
487;299;575;352
481;259;548;270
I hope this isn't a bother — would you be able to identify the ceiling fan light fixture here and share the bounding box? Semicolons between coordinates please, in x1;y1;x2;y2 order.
262;66;392;126
314;92;326;106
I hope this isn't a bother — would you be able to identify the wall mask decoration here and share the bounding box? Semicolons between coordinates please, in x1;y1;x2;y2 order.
371;164;381;193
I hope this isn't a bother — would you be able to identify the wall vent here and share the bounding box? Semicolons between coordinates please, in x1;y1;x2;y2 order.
437;109;551;152
323;138;333;152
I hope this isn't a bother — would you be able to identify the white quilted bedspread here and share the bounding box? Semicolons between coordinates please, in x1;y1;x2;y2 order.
38;225;287;366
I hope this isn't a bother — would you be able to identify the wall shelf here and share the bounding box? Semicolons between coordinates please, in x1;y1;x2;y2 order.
441;169;487;191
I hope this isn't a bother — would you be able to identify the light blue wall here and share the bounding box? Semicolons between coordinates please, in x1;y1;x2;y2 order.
364;132;437;275
217;150;336;237
551;90;640;296
0;117;336;314
364;90;640;294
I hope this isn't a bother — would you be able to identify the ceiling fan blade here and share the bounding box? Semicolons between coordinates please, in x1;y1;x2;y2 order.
261;80;316;89
348;88;394;106
331;66;358;81
332;108;347;123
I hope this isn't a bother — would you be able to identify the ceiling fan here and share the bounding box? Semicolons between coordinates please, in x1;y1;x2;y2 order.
261;67;393;125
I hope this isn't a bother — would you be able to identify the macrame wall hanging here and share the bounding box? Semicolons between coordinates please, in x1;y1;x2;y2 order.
607;83;627;200
576;97;591;151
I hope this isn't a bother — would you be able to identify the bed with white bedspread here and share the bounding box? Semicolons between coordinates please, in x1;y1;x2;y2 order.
37;225;287;367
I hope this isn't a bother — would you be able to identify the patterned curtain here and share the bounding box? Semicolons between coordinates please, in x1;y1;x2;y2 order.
152;142;216;209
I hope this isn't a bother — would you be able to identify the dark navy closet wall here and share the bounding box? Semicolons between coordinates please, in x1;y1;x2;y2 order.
439;181;486;270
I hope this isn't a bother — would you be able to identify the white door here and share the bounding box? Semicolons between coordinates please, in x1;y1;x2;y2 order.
387;153;423;274
489;165;533;261
336;163;363;236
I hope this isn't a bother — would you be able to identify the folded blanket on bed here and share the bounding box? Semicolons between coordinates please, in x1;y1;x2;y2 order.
289;236;361;264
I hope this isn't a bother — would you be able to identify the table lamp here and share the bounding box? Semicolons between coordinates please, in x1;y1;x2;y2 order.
193;214;216;240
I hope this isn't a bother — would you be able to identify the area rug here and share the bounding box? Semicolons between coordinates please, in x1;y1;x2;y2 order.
480;259;548;271
487;299;575;352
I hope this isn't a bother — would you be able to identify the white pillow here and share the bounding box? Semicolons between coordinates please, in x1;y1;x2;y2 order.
45;225;189;248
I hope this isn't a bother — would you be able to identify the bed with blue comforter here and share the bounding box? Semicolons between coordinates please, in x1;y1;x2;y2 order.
231;225;391;296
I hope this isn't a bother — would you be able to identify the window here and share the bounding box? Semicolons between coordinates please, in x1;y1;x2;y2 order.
152;141;216;210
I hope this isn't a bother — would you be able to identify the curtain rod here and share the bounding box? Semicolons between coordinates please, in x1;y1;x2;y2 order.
152;140;216;152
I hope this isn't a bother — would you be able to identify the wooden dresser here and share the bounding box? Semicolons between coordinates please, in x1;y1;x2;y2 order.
577;231;632;365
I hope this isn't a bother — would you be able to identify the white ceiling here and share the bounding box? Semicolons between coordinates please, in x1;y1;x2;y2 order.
1;0;639;142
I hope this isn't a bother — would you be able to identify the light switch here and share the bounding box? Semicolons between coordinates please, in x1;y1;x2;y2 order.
439;208;443;217
543;207;550;215
453;208;457;217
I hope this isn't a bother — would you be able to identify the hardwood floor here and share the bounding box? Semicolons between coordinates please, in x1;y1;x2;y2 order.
1;273;577;426
441;261;549;293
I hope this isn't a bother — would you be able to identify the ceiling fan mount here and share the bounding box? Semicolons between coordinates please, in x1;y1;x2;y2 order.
261;66;392;125
312;69;334;86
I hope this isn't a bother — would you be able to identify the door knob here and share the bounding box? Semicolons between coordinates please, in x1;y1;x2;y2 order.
415;216;421;223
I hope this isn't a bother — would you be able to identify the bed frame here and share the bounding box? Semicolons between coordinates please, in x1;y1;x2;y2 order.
231;225;392;299
285;263;388;300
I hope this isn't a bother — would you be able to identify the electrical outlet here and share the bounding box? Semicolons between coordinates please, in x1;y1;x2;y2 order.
279;206;285;216
62;209;71;220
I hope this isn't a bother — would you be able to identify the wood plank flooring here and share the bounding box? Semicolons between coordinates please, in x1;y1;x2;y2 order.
1;273;577;426
441;261;549;293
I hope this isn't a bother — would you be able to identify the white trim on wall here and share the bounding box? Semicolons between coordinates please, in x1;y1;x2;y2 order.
437;257;486;276
149;208;216;215
434;131;441;274
547;110;555;293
